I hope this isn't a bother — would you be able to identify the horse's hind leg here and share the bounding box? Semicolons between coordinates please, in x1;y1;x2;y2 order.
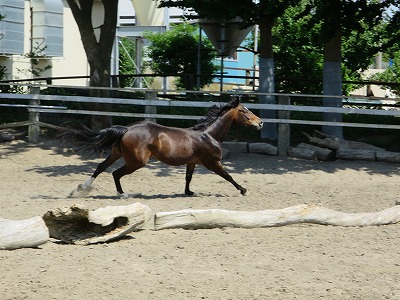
69;151;122;198
112;163;144;198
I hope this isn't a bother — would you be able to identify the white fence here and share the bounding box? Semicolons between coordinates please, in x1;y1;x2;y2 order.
1;85;400;154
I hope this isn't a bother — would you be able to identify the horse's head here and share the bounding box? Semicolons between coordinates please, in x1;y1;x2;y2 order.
230;97;263;130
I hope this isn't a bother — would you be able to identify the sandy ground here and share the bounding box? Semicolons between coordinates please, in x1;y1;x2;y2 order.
1;137;400;300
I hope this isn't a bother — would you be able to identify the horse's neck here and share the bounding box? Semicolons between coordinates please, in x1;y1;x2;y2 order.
204;110;234;142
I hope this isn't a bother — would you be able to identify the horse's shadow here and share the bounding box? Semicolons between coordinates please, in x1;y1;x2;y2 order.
90;193;186;200
78;191;228;201
5;137;400;183
32;191;230;201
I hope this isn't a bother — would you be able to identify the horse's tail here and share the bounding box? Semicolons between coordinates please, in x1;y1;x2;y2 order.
58;125;128;153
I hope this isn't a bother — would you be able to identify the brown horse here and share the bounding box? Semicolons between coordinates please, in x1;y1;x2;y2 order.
59;97;263;198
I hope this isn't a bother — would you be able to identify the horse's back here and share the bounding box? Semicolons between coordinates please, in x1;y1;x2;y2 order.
120;121;221;165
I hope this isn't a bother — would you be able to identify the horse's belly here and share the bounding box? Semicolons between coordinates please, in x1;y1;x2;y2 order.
156;156;196;166
152;149;198;166
150;141;198;166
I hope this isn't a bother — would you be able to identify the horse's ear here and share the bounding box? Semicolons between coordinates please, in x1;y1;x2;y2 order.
230;96;240;107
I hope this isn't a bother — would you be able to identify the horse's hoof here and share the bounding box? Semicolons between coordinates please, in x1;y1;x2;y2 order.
68;184;92;198
240;189;248;196
185;190;195;196
118;192;130;199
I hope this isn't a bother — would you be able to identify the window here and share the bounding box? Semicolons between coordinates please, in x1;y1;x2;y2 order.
0;0;25;55
31;0;63;57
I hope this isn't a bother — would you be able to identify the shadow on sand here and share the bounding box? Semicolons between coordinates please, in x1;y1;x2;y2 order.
2;136;400;180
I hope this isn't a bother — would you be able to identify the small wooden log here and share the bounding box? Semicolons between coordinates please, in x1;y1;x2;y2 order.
296;143;335;161
304;130;385;151
303;132;340;149
0;217;49;250
376;150;400;163
248;143;278;155
337;147;376;161
288;146;317;160
43;202;152;245
154;204;400;230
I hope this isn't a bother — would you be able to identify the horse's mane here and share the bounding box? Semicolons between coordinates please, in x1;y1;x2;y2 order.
192;99;238;131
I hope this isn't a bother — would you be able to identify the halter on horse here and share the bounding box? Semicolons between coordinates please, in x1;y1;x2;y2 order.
59;97;263;198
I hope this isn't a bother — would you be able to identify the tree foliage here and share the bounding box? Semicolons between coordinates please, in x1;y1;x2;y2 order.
159;0;296;26
118;37;137;88
144;22;217;90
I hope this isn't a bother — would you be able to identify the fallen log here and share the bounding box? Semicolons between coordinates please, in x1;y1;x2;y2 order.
337;147;376;161
296;143;334;161
304;130;385;151
0;216;49;250
296;143;335;161
303;132;340;150
288;146;317;160
376;150;400;163
42;202;152;245
154;204;400;230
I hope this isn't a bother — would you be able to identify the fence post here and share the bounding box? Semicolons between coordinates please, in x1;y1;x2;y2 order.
28;86;41;143
277;95;290;156
144;90;157;123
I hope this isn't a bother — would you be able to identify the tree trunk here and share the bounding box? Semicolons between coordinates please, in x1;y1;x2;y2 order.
296;143;335;161
288;146;317;160
337;148;376;161
65;0;118;130
0;217;49;250
88;62;113;130
155;204;400;230
258;16;277;141
322;0;343;138
376;151;400;163
303;130;385;151
42;203;151;245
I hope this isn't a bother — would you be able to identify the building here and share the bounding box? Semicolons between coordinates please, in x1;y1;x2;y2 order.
0;0;89;86
0;0;257;90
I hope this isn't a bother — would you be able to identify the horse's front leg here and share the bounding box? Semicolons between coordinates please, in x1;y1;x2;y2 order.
203;161;247;195
185;164;196;196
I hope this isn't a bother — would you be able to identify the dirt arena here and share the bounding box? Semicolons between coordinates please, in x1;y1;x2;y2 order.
1;137;400;299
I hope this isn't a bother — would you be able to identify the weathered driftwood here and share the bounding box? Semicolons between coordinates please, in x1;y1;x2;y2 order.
154;204;400;230
288;146;317;160
248;143;278;155
376;150;400;163
296;143;335;161
303;132;339;150
42;202;151;245
304;130;385;151
0;216;49;250
337;147;376;161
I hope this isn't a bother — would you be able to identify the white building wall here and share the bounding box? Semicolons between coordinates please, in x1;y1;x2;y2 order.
50;2;89;86
0;0;89;86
